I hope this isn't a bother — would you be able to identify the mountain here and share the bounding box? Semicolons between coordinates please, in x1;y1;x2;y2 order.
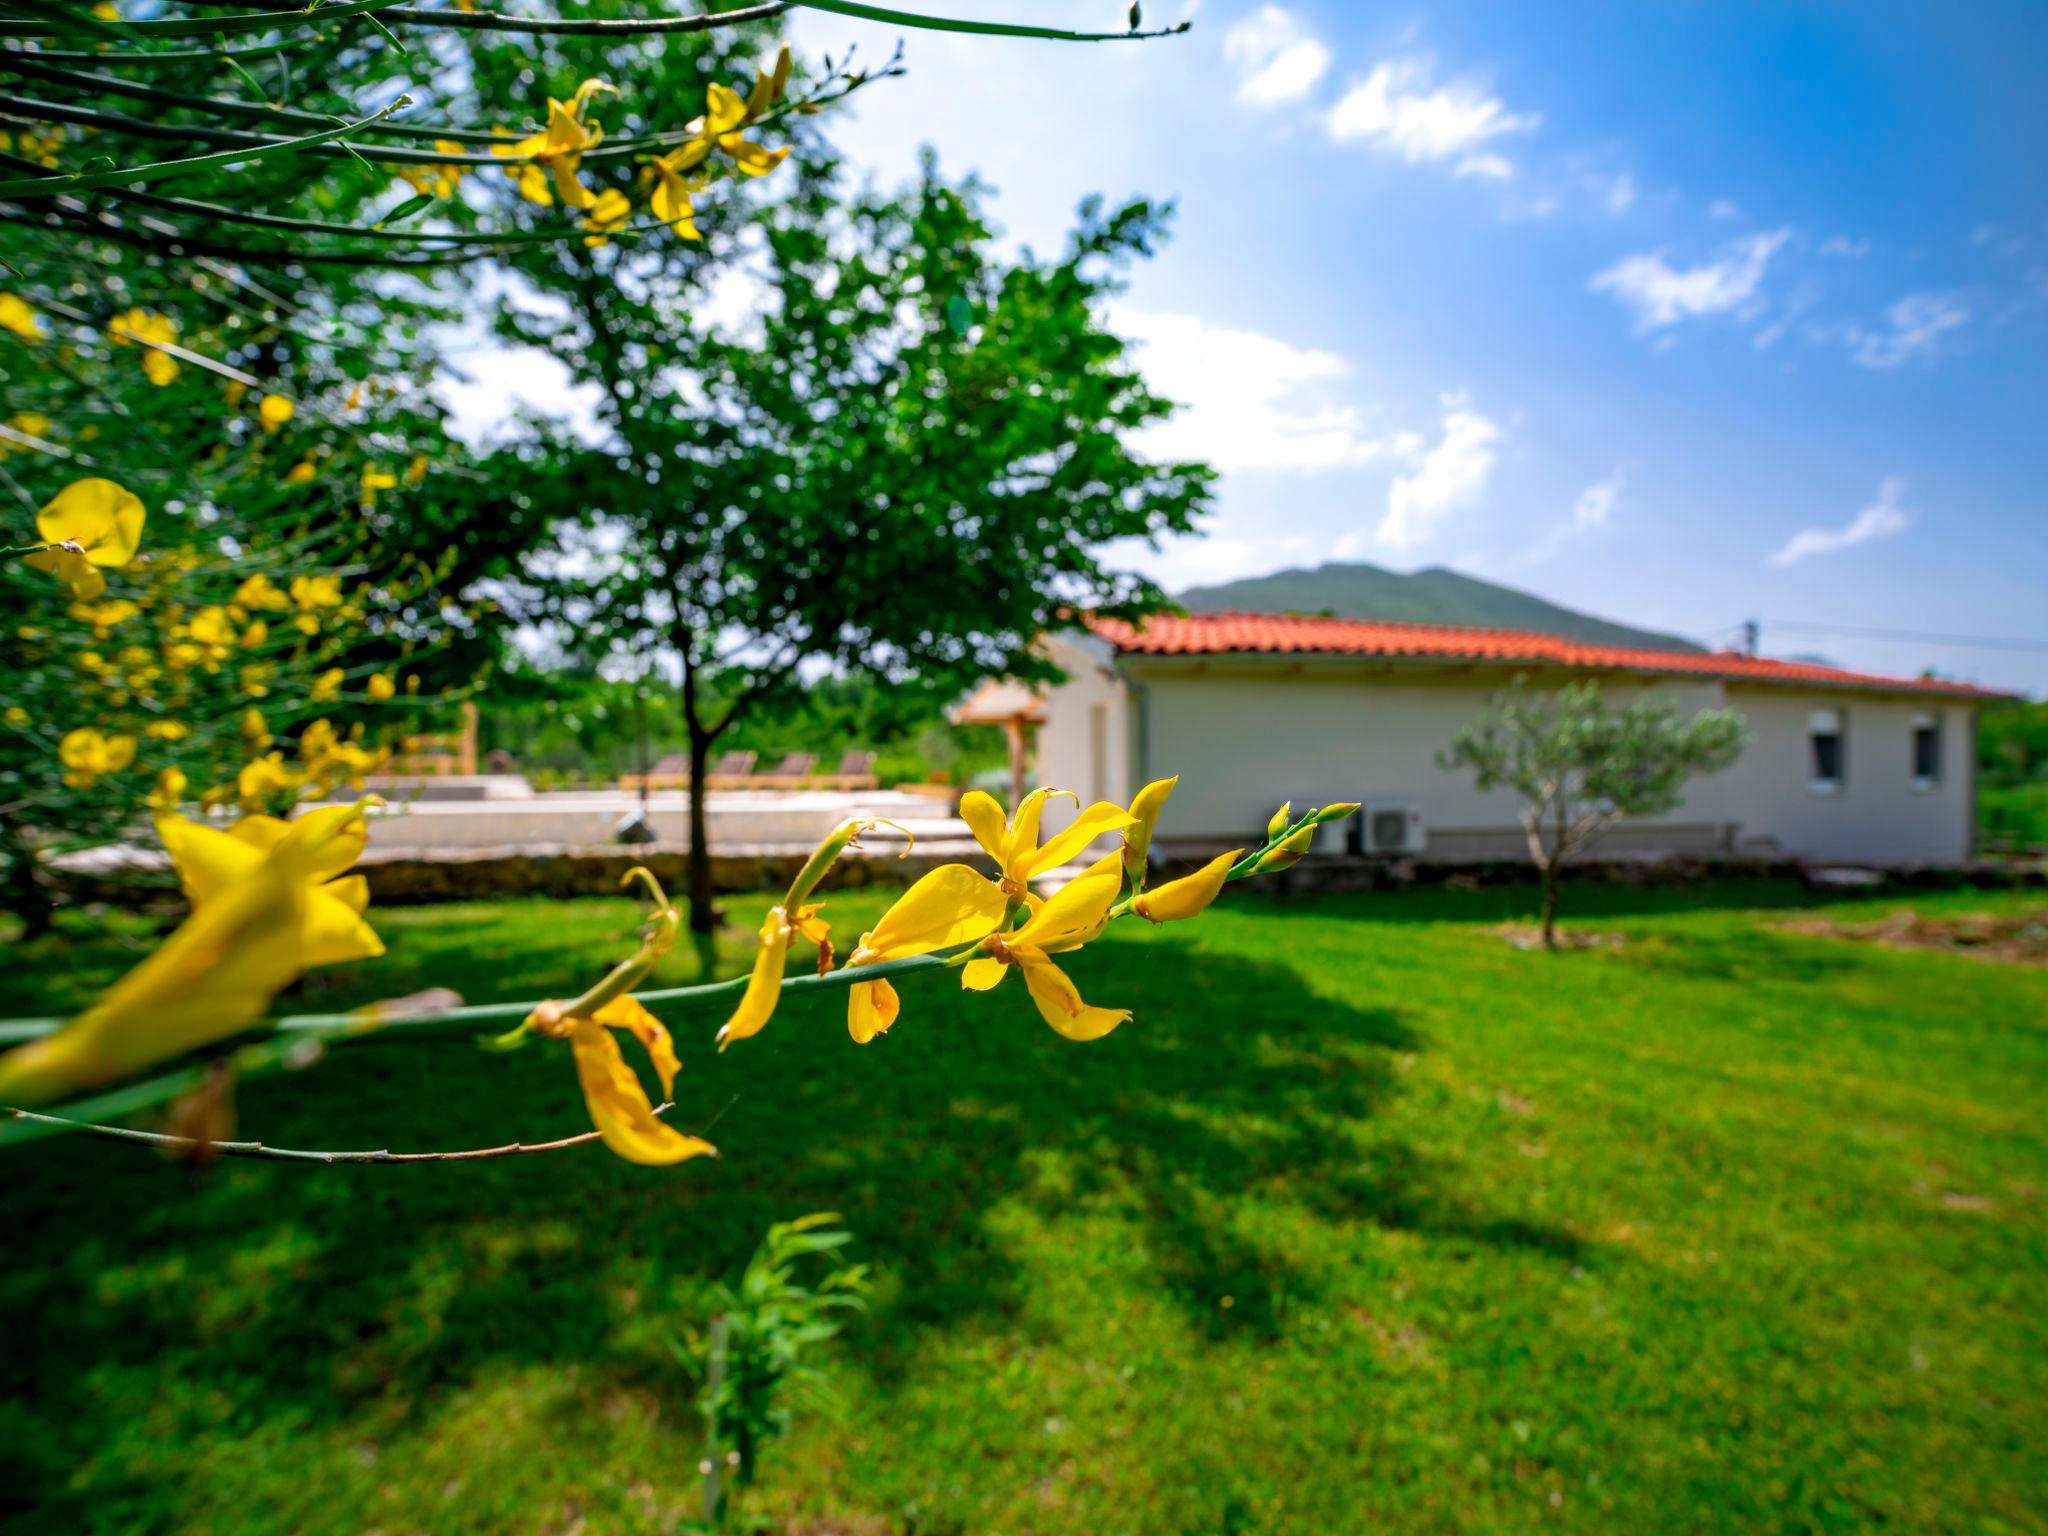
1176;562;1705;654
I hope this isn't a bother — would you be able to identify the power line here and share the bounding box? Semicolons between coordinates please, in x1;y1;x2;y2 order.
1755;619;2048;655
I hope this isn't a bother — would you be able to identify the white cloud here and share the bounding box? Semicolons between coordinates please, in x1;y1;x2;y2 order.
1818;235;1870;259
1326;58;1539;178
1455;153;1515;181
1589;229;1791;331
1847;291;1970;369
1572;468;1625;530
1110;306;1411;472
1603;173;1637;213
1708;199;1743;221
1767;476;1911;567
1222;6;1330;107
1377;397;1501;549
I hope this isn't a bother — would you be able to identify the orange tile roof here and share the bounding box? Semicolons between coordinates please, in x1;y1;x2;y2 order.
1085;611;2009;699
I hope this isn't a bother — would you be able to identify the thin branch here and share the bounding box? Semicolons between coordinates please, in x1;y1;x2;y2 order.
3;1101;681;1163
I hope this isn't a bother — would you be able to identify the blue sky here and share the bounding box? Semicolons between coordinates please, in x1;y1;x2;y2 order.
777;1;2048;693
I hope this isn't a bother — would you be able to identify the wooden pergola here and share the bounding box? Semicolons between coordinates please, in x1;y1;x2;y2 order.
949;678;1048;809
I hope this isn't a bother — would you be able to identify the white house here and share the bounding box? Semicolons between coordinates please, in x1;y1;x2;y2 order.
1029;612;2009;869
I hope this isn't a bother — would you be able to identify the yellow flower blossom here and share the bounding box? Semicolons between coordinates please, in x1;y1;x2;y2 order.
0;293;45;342
23;477;145;601
107;307;180;386
958;785;1134;901
1122;775;1178;886
3;705;28;729
404;453;429;487
284;458;317;485
569;996;716;1165
241;705;270;747
310;667;345;703
240;618;269;649
648;149;708;240
237;750;303;809
492;79;616;210
235;573;291;611
69;596;139;636
147;765;188;810
666;54;793;182
714;900;831;1049
257;394;294;433
360;465;398;508
144;719;190;741
844;865;1008;1044
397;140;469;199
0;409;52;458
0;805;381;1106
1132;849;1240;924
58;727;136;788
186;604;236;648
581;186;632;247
961;851;1130;1040
291;572;345;633
366;672;396;702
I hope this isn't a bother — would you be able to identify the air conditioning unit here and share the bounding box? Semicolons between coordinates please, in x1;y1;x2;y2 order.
1355;800;1425;856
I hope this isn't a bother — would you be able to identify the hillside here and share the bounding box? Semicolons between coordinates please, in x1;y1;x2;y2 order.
1177;562;1705;653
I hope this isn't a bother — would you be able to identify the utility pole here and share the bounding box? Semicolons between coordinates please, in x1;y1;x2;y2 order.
1740;619;1759;657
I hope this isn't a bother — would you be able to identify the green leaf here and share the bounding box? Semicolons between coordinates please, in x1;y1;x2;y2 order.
380;192;436;227
944;294;973;337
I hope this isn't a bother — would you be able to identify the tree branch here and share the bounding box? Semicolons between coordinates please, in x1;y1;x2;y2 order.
3;1101;681;1163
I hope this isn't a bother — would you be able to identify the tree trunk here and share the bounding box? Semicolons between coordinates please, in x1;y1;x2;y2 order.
678;643;720;936
1538;859;1561;950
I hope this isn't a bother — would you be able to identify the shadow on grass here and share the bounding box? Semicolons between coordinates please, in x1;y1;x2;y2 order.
0;927;1583;1523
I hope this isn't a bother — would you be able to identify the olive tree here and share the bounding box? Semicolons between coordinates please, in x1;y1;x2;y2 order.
1440;679;1745;948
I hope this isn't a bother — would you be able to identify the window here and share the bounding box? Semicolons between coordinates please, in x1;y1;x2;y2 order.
1911;713;1941;788
1808;709;1845;793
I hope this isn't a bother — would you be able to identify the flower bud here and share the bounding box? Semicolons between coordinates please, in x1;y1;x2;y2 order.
1133;849;1239;924
1250;823;1316;875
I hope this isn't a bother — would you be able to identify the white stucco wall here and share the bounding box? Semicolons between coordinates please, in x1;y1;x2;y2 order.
1029;635;1980;867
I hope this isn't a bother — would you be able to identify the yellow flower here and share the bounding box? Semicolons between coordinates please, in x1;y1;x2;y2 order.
648;148;708;240
235;573;291;611
492;78;616;210
240;618;269;648
366;672;396;702
310;667;345;703
580;186;632;247
58;727;136;788
284;458;317;485
404;452;429;487
186;604;236;648
236;751;303;809
144;719;189;741
961;851;1129;1040
23;478;145;601
843;865;1008;1044
0;409;52;458
666;60;792;181
360;465;398;508
68;596;139;636
257;394;294;433
92;0;118;18
3;705;28;728
397;141;469;199
0;293;45;342
958;786;1134;901
1122;775;1178;886
107;307;180;386
224;380;248;408
569;996;716;1165
1132;849;1240;924
714;900;831;1049
241;706;270;746
0;805;381;1106
147;765;188;810
1251;822;1316;874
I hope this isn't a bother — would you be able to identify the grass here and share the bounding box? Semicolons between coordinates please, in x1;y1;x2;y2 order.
2;878;2045;1535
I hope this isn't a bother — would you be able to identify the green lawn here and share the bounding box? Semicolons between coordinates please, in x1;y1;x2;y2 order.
3;879;2045;1535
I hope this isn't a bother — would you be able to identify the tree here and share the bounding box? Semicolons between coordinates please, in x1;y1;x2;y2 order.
1439;679;1745;948
480;147;1213;932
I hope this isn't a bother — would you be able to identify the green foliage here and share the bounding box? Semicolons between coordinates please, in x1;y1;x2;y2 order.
2;883;2043;1533
1440;679;1745;943
684;1212;871;1512
1981;699;2048;785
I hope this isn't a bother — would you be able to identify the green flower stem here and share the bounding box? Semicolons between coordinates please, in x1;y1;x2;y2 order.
0;94;410;199
0;0;411;41
791;1;1192;41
